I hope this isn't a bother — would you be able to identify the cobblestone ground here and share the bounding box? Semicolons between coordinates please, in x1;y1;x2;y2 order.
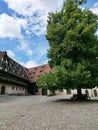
0;95;98;130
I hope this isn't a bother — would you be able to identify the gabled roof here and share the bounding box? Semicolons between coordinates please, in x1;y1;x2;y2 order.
0;51;29;81
27;64;51;83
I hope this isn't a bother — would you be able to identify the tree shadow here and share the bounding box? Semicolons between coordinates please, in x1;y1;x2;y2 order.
52;97;98;104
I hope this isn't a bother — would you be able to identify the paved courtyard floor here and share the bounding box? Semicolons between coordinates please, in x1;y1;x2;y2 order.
0;95;98;130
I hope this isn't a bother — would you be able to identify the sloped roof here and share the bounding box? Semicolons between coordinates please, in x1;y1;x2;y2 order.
0;51;52;83
0;51;29;81
27;64;51;83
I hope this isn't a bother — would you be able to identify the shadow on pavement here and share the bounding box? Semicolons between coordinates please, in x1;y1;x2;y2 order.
52;98;98;104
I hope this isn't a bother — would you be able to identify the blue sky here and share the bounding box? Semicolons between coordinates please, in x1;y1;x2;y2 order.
0;0;98;68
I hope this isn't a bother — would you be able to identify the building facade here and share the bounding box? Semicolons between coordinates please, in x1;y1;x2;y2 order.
27;64;51;95
0;51;29;95
0;51;51;95
0;51;98;97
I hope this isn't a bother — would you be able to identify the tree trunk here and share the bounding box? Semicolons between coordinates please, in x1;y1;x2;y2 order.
72;87;88;100
77;87;83;99
75;87;87;100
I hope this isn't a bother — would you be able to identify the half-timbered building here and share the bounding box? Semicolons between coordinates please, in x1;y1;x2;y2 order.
0;51;29;95
0;51;51;95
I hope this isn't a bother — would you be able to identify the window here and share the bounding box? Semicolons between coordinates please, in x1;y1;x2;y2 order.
16;87;18;90
12;86;14;90
5;60;8;64
1;58;3;61
5;68;7;72
40;70;43;73
31;76;33;79
22;74;24;77
29;73;32;75
38;75;40;78
0;66;2;69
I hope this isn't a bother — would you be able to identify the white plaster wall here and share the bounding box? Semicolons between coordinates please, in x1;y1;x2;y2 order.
38;88;42;95
92;88;98;97
0;83;27;95
71;89;77;95
55;89;67;95
63;89;67;95
47;90;54;95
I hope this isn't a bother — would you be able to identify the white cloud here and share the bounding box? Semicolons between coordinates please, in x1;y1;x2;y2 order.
23;60;38;68
6;50;37;68
7;50;15;58
17;40;33;56
41;0;64;12
3;0;64;36
90;8;98;15
4;0;64;16
4;0;43;16
25;11;48;36
0;0;64;66
90;2;98;15
36;47;47;60
0;13;27;38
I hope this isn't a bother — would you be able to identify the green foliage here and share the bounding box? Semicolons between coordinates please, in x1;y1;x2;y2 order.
52;61;91;89
37;73;57;91
46;0;98;91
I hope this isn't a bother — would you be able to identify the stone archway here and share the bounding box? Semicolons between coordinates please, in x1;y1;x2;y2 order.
42;88;47;95
94;89;97;97
1;86;6;95
67;89;71;94
85;90;89;98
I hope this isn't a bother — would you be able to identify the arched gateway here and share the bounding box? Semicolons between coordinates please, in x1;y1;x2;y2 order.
1;86;6;95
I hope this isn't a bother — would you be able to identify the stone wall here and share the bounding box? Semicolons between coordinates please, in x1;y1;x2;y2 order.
0;83;28;95
38;87;98;98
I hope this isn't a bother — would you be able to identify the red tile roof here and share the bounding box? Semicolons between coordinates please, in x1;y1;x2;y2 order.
27;64;51;83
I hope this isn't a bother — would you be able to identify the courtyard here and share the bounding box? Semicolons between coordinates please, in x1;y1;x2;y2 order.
0;95;98;130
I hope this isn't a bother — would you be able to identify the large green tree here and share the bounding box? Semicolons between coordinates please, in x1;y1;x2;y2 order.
45;0;98;99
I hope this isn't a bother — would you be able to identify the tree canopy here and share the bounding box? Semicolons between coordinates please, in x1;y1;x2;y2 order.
37;0;98;98
37;72;57;92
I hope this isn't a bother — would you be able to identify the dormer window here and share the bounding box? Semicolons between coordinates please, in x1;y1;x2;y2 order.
29;73;32;75
5;59;8;64
1;58;3;61
22;74;24;77
5;68;7;72
0;66;2;70
40;70;43;73
12;86;14;90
